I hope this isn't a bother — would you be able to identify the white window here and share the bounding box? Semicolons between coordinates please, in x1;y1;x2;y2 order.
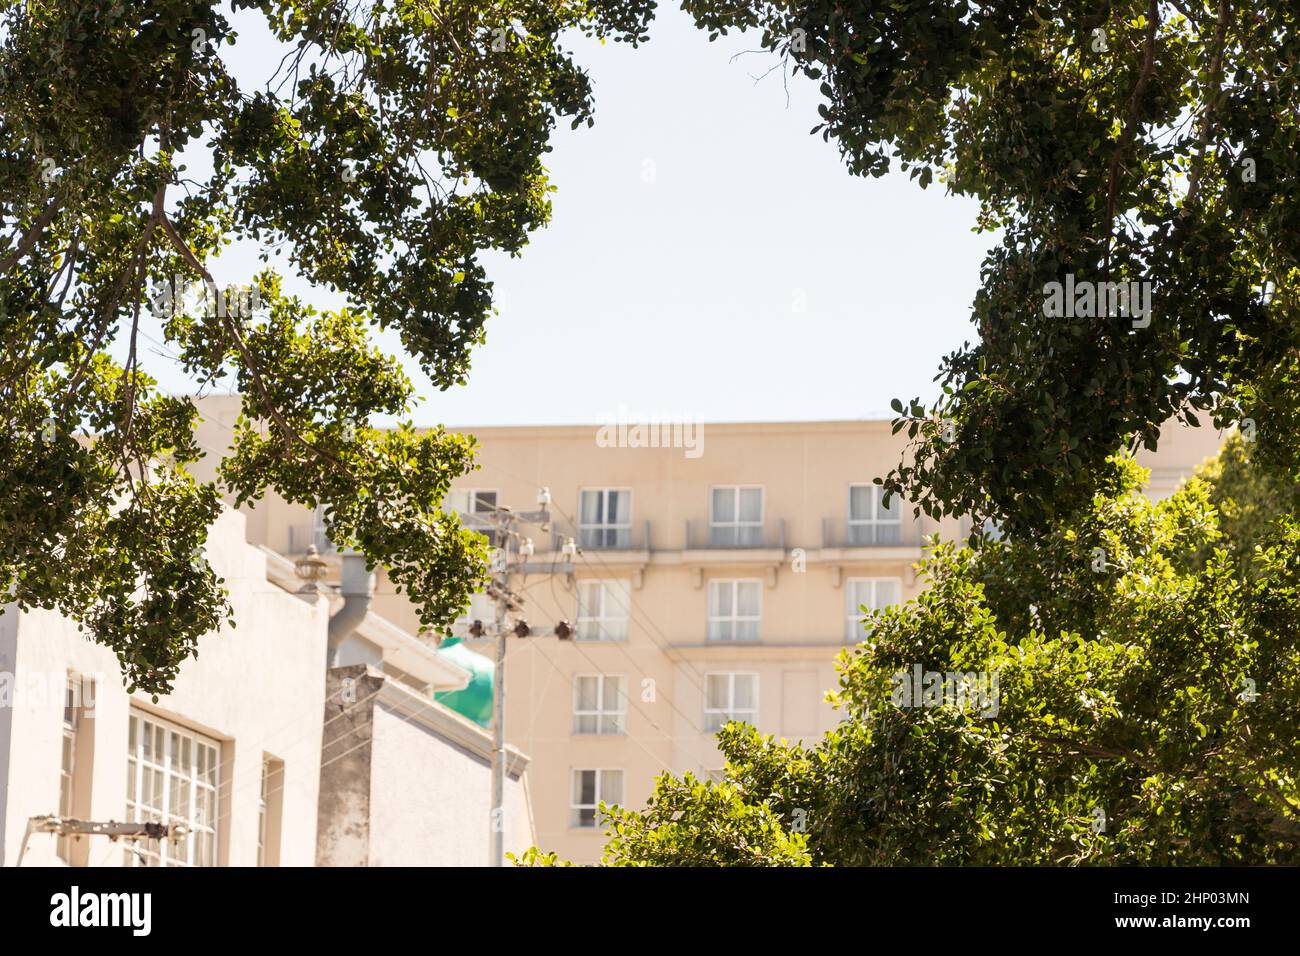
125;711;220;867
845;577;902;641
708;579;761;641
576;580;631;640
447;488;498;515
570;769;623;828
447;489;500;545
848;484;901;545
579;489;632;549
257;756;283;867
704;673;758;732
710;486;763;546
57;680;80;863
572;675;627;735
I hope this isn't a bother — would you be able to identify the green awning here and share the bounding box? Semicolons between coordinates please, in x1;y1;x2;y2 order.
433;637;494;727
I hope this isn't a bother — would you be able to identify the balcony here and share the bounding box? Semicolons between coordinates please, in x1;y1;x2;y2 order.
684;519;786;551
552;519;652;553
820;517;924;549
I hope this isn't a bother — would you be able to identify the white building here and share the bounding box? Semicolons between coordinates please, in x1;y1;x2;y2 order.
0;507;533;867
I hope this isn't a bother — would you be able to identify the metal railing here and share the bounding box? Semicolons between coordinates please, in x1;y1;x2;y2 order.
821;515;924;548
685;518;786;550
551;519;651;552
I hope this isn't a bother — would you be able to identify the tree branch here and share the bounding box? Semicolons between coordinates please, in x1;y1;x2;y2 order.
1103;0;1160;276
158;213;351;476
1183;0;1231;214
0;195;63;274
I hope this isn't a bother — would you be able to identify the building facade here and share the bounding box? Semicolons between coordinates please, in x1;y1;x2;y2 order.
0;504;534;867
230;403;1223;864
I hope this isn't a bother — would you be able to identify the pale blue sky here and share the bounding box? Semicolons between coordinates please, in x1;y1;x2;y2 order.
125;4;997;426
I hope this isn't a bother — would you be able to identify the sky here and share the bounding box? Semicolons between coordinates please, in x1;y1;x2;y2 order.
124;3;999;427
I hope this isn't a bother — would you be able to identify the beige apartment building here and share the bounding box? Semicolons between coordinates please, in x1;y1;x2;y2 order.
199;394;1224;864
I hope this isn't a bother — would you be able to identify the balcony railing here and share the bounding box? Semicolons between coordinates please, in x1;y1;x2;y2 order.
685;518;786;551
551;520;651;552
821;516;924;549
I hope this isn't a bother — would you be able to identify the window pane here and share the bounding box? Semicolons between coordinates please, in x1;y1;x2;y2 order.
738;488;762;522
706;674;727;709
575;676;597;711
736;582;760;616
609;490;630;525
602;677;623;711
601;770;624;805
580;490;601;526
711;488;735;523
575;770;596;805
734;676;756;709
849;485;871;521
709;582;732;617
735;619;760;641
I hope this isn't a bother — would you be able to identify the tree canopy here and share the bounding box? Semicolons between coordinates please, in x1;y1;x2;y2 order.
0;0;652;695
683;0;1300;536
546;447;1300;866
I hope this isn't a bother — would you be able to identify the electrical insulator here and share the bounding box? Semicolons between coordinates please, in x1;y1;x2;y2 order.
468;620;484;638
513;619;531;638
554;620;573;640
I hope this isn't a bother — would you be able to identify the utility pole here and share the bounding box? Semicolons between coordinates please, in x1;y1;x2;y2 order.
461;488;577;867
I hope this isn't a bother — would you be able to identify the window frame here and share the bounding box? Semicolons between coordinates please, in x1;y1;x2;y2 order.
707;578;762;642
847;484;902;545
569;768;624;829
575;579;632;641
577;487;633;549
844;577;903;642
708;485;765;546
124;710;221;867
704;671;759;732
571;673;628;735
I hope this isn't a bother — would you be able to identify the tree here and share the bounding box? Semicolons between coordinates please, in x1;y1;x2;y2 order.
1192;431;1300;575
559;452;1300;865
0;0;653;695
683;0;1300;536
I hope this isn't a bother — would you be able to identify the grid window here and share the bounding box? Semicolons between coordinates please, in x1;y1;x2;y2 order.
579;489;631;549
570;769;623;828
708;580;761;641
845;578;902;642
57;680;79;863
576;580;631;641
572;675;627;735
704;673;758;732
848;485;901;545
124;711;220;867
710;486;763;546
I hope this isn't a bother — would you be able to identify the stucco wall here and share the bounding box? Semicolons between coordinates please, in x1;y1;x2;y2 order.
0;508;328;867
317;665;533;866
368;695;532;866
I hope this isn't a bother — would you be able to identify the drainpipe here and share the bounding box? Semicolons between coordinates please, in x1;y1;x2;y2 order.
327;551;375;667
